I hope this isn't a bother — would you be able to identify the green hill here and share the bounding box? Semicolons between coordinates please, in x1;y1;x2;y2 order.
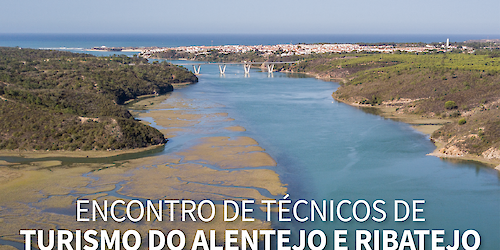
0;47;198;151
279;52;500;167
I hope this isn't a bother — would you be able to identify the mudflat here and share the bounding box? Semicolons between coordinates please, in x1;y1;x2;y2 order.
0;92;286;246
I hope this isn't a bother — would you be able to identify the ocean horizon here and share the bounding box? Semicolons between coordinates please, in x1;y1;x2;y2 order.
0;33;499;250
0;33;497;50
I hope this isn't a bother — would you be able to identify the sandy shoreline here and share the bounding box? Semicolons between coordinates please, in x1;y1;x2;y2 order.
0;144;164;160
85;48;144;53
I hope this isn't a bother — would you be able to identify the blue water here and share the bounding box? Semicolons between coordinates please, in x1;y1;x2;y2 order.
170;64;500;249
0;34;496;51
1;33;494;58
0;35;499;249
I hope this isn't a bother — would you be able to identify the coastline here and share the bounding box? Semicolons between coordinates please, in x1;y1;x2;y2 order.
85;48;144;53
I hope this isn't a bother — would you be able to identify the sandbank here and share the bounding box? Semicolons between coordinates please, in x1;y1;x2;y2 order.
159;128;186;138
0;156;275;245
126;93;171;109
0;89;286;247
225;125;246;132
0;160;19;166
171;82;197;88
116;163;284;200
0;144;164;159
121;49;144;52
177;137;277;169
0;245;17;250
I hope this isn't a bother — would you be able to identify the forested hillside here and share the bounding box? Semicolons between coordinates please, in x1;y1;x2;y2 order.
0;47;197;151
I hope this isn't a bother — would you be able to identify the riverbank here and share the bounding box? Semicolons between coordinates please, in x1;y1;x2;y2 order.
281;69;453;136
0;48;200;152
272;52;500;172
0;90;286;247
282;67;500;171
0;144;165;160
332;94;500;171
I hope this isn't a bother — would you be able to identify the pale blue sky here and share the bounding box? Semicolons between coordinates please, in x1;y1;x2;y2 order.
1;0;499;34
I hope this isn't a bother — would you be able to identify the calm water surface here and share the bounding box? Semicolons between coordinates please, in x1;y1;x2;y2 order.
1;35;499;249
1;33;495;50
169;63;500;249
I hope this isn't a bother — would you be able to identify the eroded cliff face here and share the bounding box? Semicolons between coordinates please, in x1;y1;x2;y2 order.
331;94;500;171
315;68;351;79
430;139;500;170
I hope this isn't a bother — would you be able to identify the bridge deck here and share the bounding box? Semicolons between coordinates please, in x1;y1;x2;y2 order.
165;61;299;75
168;61;299;65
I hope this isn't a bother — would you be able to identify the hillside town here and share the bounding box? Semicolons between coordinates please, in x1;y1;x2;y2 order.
86;38;500;59
135;41;464;58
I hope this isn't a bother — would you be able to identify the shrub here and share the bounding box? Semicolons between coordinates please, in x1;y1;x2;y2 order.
458;118;466;125
445;101;457;110
450;111;461;118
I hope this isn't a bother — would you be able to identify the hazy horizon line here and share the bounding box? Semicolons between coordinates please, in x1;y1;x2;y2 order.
1;33;499;36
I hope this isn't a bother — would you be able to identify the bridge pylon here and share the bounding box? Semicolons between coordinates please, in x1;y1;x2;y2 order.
266;63;275;73
243;64;252;75
218;64;227;74
193;65;201;74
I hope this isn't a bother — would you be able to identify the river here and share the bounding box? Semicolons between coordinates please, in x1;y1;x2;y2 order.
0;51;499;249
165;63;500;249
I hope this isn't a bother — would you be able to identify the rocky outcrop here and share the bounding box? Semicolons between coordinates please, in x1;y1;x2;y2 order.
481;147;500;160
438;145;467;157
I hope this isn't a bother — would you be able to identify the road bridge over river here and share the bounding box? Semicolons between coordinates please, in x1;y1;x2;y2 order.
169;61;299;75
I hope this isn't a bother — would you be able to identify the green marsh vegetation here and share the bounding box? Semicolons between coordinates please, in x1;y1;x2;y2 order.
0;47;197;151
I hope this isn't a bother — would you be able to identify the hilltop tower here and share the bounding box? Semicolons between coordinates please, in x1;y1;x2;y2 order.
446;38;450;49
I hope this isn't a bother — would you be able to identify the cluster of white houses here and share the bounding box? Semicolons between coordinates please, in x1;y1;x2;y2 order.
140;42;460;58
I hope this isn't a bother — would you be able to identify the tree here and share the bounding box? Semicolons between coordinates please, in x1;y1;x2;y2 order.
445;101;457;110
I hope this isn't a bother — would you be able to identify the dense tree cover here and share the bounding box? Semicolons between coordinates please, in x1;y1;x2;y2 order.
0;47;197;104
3;88;131;118
0;47;197;151
0;101;165;150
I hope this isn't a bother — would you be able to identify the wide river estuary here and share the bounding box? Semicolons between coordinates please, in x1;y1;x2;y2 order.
153;63;499;249
0;61;499;250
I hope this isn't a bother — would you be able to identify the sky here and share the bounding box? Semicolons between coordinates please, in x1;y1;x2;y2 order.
1;0;499;35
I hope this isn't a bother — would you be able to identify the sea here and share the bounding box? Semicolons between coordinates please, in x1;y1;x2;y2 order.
0;33;496;54
0;34;499;250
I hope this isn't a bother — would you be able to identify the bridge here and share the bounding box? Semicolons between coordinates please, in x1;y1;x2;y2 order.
168;61;299;75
